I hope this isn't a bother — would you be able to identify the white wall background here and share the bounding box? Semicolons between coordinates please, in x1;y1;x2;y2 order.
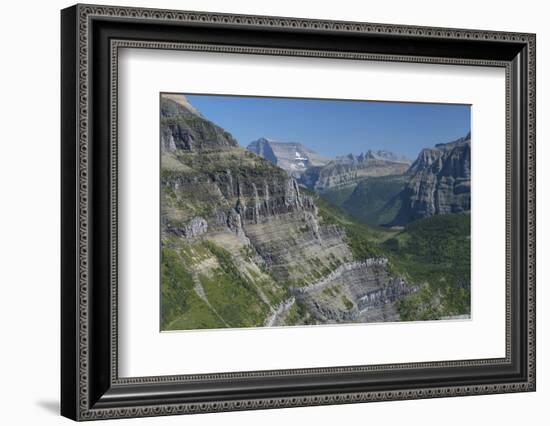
0;0;546;424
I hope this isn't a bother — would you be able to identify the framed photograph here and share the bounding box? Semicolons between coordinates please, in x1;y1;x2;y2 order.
61;4;536;421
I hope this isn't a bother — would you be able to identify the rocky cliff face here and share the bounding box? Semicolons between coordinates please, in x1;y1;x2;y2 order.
160;94;416;330
389;133;471;225
161;98;351;287
161;94;238;152
300;152;410;192
246;138;331;177
291;259;418;323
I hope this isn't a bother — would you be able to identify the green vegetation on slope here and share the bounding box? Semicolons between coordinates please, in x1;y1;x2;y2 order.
303;188;398;260
316;175;406;226
309;173;471;321
282;300;314;326
313;189;471;321
341;174;406;225
318;184;357;208
382;213;471;320
198;242;270;328
161;246;226;330
161;238;273;330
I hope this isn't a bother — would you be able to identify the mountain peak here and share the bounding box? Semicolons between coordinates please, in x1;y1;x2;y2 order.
247;138;331;177
161;93;204;118
434;132;471;150
389;133;471;225
257;137;278;143
160;95;238;152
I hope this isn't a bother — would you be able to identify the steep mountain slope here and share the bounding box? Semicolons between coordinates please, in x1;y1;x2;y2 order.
160;95;418;330
341;174;408;225
300;152;410;192
389;134;471;225
247;137;331;177
311;134;471;228
382;214;471;320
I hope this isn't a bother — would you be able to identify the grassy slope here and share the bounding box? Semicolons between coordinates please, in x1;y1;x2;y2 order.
161;237;275;330
197;241;270;327
161;245;226;330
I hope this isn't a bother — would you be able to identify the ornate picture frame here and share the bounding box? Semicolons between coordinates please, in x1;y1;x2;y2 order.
61;4;535;421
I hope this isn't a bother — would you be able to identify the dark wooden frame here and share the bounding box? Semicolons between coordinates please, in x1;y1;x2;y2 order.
61;4;536;421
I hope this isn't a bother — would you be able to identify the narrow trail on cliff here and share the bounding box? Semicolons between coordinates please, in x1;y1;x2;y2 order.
290;258;389;295
264;297;296;327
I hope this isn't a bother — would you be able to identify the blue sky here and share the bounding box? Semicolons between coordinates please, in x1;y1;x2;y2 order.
185;94;471;159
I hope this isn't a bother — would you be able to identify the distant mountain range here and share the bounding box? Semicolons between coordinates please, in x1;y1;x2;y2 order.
300;151;411;192
247;138;411;188
325;133;472;226
336;150;410;164
246;135;471;227
246;138;331;177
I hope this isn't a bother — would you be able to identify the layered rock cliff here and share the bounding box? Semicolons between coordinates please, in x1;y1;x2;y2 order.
300;152;410;192
160;94;416;330
389;133;471;225
291;259;418;323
